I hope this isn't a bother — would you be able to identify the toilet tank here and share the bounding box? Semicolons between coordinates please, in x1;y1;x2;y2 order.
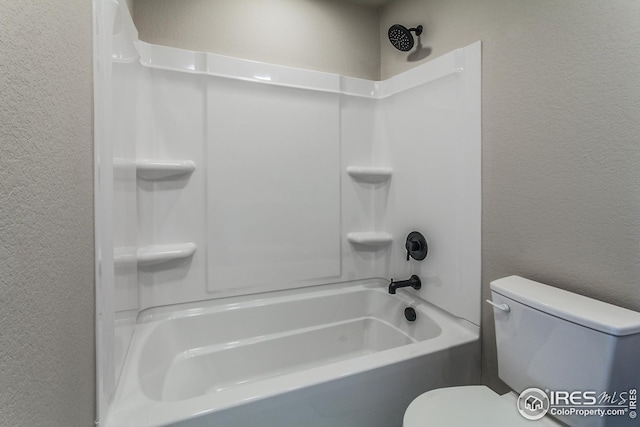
490;276;640;427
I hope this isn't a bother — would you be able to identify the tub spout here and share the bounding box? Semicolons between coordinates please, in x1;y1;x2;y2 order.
388;275;421;294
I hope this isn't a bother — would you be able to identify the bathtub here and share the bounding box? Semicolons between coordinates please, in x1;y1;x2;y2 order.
104;280;480;427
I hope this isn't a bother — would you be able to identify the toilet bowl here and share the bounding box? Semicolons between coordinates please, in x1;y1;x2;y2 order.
403;386;561;427
403;276;640;427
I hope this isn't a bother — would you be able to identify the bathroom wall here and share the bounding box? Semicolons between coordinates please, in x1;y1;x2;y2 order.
381;0;640;390
129;41;481;326
122;0;479;356
0;1;95;426
378;47;481;326
132;0;381;80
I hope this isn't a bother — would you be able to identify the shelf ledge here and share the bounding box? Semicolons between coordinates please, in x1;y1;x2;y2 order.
346;166;392;183
136;243;197;267
113;246;138;266
136;160;196;180
347;232;393;248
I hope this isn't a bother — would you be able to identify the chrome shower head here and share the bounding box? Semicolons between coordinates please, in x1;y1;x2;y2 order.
388;24;423;52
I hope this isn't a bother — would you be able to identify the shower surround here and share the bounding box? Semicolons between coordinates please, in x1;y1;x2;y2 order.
94;1;481;425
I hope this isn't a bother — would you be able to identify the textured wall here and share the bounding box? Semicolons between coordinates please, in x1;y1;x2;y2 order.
0;1;95;425
133;0;381;80
381;0;640;390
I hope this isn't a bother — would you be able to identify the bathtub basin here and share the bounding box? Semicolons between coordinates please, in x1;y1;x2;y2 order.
104;280;479;427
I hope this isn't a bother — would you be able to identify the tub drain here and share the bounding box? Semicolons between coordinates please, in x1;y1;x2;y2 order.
404;307;417;322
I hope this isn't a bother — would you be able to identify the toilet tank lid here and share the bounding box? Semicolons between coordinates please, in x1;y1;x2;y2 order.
490;276;640;336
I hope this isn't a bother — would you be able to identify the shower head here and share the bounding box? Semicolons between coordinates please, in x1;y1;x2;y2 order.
388;24;423;52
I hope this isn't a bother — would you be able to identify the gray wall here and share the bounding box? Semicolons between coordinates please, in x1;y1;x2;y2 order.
381;0;640;390
0;1;95;425
133;0;381;80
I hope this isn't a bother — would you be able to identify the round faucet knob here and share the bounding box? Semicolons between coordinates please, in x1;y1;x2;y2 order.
405;231;428;261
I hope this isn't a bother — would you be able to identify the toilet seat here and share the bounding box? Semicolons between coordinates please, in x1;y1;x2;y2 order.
403;385;562;427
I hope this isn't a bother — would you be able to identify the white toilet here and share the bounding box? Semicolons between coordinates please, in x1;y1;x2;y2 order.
403;275;640;427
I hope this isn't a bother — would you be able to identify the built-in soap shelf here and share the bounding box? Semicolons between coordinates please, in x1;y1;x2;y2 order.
114;243;197;267
346;167;393;249
346;166;392;183
112;159;196;271
347;232;393;248
113;246;137;265
136;160;196;180
137;243;197;266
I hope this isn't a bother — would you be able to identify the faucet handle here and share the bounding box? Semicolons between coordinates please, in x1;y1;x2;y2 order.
405;231;428;261
405;239;420;260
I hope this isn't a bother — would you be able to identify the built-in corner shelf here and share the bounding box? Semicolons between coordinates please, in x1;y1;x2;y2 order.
346;166;392;183
347;232;393;248
136;243;197;267
114;243;197;267
136;160;196;180
113;246;138;266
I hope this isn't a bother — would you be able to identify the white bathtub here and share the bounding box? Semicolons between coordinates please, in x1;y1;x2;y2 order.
104;280;480;427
